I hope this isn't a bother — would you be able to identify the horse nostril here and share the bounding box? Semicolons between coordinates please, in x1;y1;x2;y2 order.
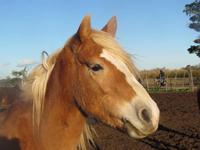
139;108;152;124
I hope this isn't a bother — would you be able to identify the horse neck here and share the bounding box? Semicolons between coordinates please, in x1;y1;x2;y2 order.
40;48;86;150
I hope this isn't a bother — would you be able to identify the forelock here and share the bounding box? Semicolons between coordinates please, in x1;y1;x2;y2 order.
91;31;140;79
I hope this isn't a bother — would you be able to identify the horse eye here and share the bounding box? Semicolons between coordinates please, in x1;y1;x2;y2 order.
91;64;103;72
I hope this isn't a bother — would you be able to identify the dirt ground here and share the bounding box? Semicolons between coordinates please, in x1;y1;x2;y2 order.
0;88;200;150
92;93;200;150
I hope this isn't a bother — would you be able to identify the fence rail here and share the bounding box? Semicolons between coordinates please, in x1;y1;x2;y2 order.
141;77;197;92
140;66;200;92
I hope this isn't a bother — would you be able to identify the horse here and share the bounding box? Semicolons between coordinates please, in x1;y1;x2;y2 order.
0;16;160;150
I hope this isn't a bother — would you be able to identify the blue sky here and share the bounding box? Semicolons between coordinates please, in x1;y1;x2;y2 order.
0;0;199;79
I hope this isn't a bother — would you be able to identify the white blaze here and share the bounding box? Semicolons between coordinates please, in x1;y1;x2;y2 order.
100;49;149;98
100;49;160;131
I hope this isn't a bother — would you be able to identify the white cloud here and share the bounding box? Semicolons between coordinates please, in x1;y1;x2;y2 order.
17;59;37;67
0;63;11;68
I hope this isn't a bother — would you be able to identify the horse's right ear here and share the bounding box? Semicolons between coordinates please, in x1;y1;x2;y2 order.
77;16;92;42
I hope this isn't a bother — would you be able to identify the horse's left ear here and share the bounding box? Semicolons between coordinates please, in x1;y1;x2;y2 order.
102;16;117;37
77;16;92;42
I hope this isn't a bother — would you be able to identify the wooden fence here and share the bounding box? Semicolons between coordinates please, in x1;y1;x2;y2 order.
141;67;199;92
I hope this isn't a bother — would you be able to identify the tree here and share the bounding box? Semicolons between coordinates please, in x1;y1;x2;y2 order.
184;0;200;57
7;67;28;87
188;45;200;57
11;67;27;79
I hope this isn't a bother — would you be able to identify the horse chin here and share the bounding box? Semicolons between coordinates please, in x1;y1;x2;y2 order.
122;118;147;139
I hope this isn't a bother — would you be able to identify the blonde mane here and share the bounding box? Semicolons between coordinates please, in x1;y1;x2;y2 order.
22;50;60;127
21;48;94;150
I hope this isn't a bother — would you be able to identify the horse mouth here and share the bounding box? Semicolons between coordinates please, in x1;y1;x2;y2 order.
122;118;147;139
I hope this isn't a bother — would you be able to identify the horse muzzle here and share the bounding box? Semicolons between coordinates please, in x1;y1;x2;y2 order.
120;97;160;139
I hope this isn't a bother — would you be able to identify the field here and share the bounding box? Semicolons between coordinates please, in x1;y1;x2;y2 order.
0;88;200;150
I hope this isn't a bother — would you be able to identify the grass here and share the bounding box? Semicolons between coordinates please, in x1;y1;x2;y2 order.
147;87;194;93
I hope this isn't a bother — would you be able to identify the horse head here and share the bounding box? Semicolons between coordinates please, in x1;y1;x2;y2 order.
61;16;160;139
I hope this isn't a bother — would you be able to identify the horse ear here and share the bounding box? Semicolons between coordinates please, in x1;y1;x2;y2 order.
102;16;117;37
77;16;92;42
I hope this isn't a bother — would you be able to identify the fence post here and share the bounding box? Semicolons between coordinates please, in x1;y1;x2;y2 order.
183;70;186;87
145;71;149;91
174;71;177;90
189;66;194;92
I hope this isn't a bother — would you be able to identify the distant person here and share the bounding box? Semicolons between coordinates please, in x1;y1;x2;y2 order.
159;70;166;86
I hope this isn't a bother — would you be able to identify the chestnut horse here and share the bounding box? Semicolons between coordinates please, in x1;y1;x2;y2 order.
0;16;160;150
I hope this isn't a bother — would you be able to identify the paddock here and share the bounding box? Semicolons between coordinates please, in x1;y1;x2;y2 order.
0;88;199;149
